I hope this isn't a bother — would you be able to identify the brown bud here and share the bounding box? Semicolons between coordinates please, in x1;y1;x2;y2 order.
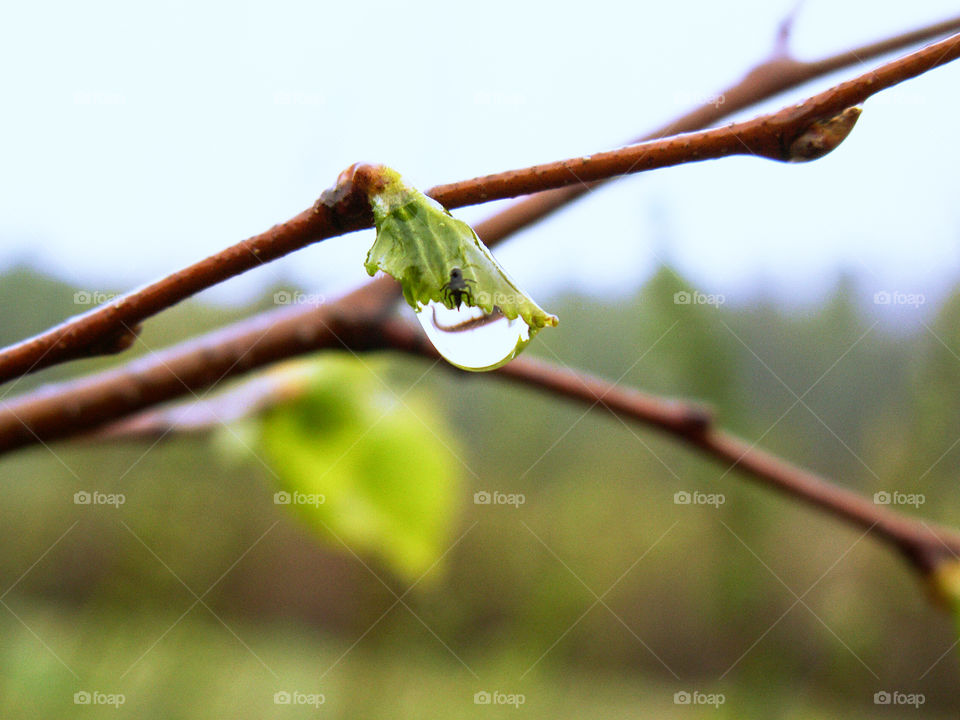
786;106;862;162
314;163;387;227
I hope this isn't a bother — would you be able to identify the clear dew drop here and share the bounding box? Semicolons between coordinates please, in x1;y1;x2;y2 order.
415;301;531;372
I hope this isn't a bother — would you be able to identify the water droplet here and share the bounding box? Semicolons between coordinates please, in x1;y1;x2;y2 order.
415;301;531;372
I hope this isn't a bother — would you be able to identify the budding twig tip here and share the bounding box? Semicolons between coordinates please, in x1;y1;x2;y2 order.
786;105;863;162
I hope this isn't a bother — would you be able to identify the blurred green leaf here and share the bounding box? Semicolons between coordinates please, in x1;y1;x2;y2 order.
254;356;461;581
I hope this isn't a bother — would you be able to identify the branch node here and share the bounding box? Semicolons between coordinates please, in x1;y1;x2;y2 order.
314;162;386;229
677;404;714;435
783;105;862;162
80;323;142;358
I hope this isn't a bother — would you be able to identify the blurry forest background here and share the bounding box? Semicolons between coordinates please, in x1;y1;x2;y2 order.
1;264;958;717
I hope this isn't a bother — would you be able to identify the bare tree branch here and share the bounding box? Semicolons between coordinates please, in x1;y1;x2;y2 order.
83;367;307;442
81;317;960;588
2;17;959;454
373;320;960;583
1;21;959;386
469;13;960;245
491;356;960;578
2;19;960;596
0;299;379;454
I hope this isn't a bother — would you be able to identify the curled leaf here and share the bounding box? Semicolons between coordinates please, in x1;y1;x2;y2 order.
363;168;558;332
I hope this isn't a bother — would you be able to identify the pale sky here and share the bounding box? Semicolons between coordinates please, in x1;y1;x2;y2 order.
1;0;958;312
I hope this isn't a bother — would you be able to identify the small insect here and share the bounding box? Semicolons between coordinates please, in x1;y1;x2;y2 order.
440;267;475;309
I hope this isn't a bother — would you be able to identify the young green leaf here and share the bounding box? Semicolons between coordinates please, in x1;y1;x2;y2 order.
363;167;557;371
245;356;462;581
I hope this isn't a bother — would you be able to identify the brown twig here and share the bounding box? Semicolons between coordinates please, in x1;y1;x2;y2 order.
378;320;960;581
1;21;959;386
428;27;960;205
1;14;959;454
0;298;390;454
468;13;960;246
1;17;960;591
492;356;960;577
1;17;959;452
82;366;311;442
80;317;960;586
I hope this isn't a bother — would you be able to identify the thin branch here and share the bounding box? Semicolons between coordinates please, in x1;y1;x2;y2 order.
82;367;308;442
1;21;959;386
378;320;960;579
806;14;960;76
0;300;382;454
427;28;960;206
2;16;959;451
492;356;960;577
70;317;960;584
469;12;960;247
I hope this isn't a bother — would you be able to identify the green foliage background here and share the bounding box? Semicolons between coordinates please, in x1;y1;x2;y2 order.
0;266;957;718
